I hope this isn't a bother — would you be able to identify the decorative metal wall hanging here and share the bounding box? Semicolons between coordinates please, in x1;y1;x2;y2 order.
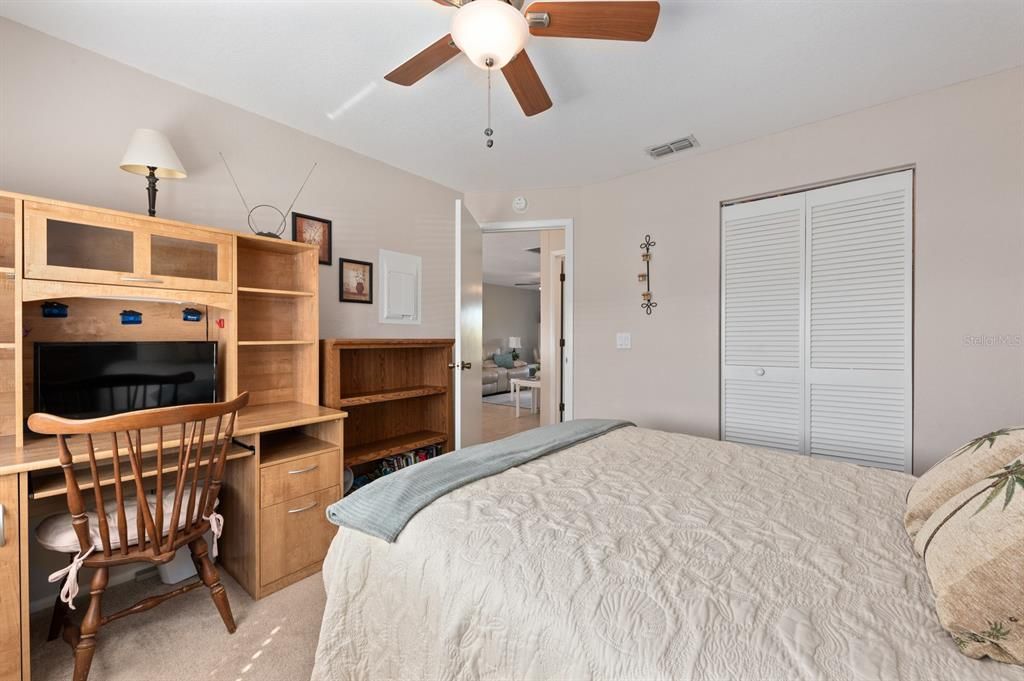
219;152;318;239
638;234;657;315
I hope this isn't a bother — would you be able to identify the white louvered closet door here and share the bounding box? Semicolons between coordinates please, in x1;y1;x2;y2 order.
722;171;913;470
805;171;913;471
721;194;805;453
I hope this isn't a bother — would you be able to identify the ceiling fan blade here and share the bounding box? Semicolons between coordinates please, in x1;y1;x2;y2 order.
385;34;461;86
526;1;660;42
501;50;553;117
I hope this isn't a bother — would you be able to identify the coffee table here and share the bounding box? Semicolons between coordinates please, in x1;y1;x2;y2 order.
510;377;541;418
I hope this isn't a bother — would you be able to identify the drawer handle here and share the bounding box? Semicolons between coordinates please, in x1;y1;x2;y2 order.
288;464;319;475
121;275;165;284
0;503;5;547
288;501;318;514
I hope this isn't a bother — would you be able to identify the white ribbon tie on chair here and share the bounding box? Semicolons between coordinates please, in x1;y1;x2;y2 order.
48;545;96;609
48;512;223;608
204;511;224;559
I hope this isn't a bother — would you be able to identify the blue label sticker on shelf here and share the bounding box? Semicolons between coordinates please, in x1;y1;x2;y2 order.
120;310;143;325
41;301;68;318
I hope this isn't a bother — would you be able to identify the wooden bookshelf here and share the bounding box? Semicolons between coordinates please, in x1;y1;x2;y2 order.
345;430;447;468
321;339;454;469
237;286;314;298
238;340;316;346
335;385;447;408
235;237;319;406
0;196;18;463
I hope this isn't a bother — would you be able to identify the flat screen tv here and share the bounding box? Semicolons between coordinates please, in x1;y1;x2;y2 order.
34;341;217;420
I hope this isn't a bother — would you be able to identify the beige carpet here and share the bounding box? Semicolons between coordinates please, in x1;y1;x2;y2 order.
31;570;326;681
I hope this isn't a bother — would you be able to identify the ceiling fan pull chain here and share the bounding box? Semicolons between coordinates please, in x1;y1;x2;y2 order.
485;57;494;149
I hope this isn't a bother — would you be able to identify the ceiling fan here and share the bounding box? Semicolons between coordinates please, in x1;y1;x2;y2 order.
385;0;661;118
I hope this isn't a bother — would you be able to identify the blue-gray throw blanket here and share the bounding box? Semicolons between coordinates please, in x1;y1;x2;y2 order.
326;418;634;542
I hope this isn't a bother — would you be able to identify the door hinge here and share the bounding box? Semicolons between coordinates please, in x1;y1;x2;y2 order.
559;273;565;282
559;338;565;347
559;402;565;412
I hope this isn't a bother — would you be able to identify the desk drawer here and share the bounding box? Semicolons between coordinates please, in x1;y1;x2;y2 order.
260;486;338;586
260;450;339;508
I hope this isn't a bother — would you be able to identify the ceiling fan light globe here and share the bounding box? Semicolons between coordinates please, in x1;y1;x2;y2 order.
451;0;529;70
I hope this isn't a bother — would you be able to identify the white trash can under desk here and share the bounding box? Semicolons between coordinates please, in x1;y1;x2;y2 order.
157;528;216;585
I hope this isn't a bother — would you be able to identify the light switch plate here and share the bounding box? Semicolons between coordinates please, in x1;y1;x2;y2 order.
616;332;631;349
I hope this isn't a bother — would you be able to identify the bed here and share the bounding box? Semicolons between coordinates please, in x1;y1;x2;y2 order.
311;425;1024;680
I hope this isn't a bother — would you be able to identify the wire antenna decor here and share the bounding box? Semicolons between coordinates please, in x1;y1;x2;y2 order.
638;234;657;315
219;152;318;239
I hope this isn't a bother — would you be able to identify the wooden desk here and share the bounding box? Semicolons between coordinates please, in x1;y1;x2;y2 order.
0;190;333;680
0;401;346;681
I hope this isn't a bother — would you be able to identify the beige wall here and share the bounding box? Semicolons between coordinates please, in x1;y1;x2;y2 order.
483;283;540;361
469;67;1024;474
0;18;460;340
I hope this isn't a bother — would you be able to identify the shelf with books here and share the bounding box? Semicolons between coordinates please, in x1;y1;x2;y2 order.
345;430;447;468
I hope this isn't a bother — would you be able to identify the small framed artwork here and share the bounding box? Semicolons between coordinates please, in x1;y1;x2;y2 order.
339;258;373;304
292;212;332;265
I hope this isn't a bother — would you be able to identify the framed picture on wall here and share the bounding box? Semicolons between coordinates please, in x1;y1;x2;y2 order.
340;258;373;304
292;212;332;265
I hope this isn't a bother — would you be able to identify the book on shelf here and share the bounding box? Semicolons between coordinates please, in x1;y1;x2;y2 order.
349;443;444;493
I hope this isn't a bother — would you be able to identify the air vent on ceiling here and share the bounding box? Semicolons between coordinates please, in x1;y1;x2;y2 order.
646;135;698;159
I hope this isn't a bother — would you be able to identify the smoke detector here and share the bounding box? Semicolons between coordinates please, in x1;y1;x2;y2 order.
646;135;698;159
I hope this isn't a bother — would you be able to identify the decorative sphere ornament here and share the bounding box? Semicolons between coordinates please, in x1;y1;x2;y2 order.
485;128;493;137
486;139;494;148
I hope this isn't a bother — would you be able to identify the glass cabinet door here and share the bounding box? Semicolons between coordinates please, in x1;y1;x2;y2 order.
24;202;232;293
145;226;232;292
46;219;135;273
24;205;138;286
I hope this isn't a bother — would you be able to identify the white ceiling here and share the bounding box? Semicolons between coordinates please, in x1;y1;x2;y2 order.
2;1;1022;192
483;231;540;287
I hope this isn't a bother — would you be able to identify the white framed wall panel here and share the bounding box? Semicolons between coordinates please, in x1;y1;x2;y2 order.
379;249;422;325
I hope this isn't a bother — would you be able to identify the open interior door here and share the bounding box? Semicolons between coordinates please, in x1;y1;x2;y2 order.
454;199;482;449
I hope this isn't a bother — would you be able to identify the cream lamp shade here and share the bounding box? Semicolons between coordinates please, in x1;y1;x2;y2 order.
119;128;187;179
450;0;529;70
508;336;522;350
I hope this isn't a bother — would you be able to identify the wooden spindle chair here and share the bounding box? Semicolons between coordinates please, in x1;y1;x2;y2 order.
28;392;250;681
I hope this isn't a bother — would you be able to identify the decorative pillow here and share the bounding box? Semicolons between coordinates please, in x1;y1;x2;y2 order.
913;456;1024;664
493;353;515;369
905;427;1024;543
482;359;498;369
512;360;527;368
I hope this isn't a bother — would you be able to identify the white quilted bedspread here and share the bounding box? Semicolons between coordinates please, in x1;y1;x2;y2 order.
311;426;1024;681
